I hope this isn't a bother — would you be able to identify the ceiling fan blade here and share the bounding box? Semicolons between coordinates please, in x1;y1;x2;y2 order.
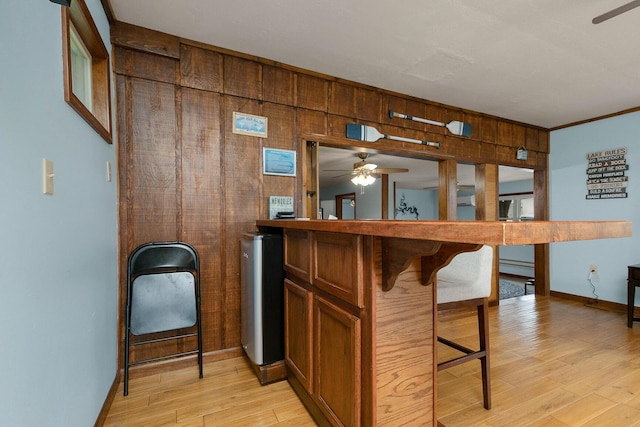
331;171;358;178
593;0;640;24
372;168;409;174
361;163;377;170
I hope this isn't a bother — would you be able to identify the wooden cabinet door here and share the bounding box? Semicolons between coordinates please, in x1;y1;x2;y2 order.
284;279;313;392
284;229;312;282
313;232;364;307
315;296;361;427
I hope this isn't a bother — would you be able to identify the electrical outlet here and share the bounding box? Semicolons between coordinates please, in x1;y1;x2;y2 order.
589;264;598;274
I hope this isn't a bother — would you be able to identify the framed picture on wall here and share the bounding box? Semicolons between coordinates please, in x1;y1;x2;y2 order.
263;148;296;177
232;112;268;137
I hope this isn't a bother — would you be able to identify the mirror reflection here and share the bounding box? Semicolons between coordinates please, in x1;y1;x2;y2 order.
318;145;536;281
318;146;534;220
319;146;441;220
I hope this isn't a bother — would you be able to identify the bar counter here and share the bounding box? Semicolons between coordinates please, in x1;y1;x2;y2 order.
256;219;631;426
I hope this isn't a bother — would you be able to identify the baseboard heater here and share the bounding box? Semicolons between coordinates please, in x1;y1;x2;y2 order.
499;258;534;268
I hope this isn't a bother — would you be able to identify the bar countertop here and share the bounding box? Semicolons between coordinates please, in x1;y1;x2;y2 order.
256;219;632;246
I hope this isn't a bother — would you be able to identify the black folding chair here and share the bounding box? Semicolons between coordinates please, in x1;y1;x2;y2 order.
124;241;203;396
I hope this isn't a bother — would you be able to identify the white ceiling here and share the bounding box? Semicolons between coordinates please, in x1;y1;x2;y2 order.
109;0;640;129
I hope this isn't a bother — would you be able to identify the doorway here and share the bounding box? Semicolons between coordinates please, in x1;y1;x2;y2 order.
335;193;356;219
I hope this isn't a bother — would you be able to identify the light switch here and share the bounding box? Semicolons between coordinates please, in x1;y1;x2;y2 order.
42;158;54;195
106;161;112;182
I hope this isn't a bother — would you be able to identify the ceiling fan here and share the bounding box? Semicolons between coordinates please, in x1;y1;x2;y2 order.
350;153;409;175
593;0;640;24
325;153;409;186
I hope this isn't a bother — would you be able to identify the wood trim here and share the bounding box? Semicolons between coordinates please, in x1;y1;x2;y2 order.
381;175;389;219
550;105;640;131
475;164;500;302
438;159;457;220
550;290;627;314
534;168;550;295
93;370;120;427
335;192;356;219
62;0;112;143
249;359;287;385
361;236;376;426
110;21;181;59
304;140;319;218
475;163;499;221
100;0;115;24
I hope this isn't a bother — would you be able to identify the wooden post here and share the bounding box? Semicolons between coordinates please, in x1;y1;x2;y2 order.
475;163;500;303
438;159;457;220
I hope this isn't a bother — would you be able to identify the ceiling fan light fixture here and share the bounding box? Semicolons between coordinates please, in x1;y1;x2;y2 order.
351;173;376;186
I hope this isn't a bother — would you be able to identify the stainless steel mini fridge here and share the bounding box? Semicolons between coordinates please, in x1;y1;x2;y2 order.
240;232;284;366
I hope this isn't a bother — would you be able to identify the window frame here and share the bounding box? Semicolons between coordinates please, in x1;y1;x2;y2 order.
68;22;93;110
499;192;534;222
61;0;112;143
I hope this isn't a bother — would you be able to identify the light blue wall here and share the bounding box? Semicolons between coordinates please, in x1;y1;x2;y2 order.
321;180;383;219
0;1;118;426
321;181;440;220
550;111;638;304
394;189;438;220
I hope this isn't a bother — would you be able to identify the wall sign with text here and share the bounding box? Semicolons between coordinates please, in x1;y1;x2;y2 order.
586;147;628;200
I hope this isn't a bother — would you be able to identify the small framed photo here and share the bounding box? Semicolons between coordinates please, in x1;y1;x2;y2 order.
263;148;296;177
232;112;268;137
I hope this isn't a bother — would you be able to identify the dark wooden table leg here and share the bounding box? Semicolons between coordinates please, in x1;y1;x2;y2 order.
628;280;635;328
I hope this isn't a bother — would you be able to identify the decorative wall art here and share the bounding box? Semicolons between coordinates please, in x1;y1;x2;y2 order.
586;147;628;199
233;112;268;137
263;148;296;177
268;196;294;219
395;193;420;219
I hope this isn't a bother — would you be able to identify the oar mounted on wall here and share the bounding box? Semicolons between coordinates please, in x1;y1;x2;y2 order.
389;110;472;137
346;123;440;149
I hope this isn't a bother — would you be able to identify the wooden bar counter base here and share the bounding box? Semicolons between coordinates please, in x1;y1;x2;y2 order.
256;219;631;427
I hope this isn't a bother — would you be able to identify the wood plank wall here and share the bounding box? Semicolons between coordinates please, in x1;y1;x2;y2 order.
111;22;550;365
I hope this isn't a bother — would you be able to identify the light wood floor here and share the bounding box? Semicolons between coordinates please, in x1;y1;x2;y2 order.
438;295;640;426
105;296;640;426
104;356;316;426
